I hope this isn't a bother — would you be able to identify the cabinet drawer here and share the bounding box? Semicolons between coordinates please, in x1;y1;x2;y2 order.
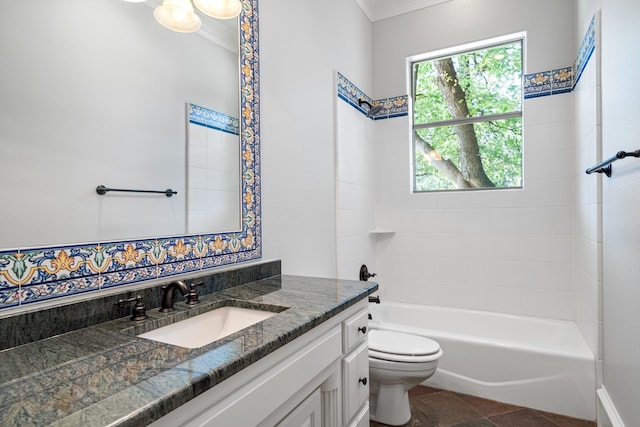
342;309;368;353
343;342;369;424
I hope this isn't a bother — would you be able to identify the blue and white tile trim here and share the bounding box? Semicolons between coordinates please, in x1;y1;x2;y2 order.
337;71;408;120
574;14;597;88
342;14;598;112
523;67;574;99
189;103;240;135
524;14;597;99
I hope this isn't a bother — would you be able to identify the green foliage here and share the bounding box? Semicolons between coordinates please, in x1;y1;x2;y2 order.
413;41;523;192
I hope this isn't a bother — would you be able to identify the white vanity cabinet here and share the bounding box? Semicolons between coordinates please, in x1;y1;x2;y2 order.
151;299;370;427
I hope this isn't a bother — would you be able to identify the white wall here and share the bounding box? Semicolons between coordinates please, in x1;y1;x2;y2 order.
260;0;373;277
576;1;640;425
598;0;640;425
371;0;577;319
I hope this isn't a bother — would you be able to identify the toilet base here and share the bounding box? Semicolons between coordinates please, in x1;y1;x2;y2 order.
370;383;411;426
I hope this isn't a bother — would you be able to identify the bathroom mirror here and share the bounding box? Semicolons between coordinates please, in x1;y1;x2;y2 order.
0;0;248;249
0;0;259;308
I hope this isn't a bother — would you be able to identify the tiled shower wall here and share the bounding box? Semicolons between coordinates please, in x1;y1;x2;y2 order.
338;12;600;326
374;92;576;318
335;72;377;280
572;15;601;359
365;66;579;319
337;73;576;318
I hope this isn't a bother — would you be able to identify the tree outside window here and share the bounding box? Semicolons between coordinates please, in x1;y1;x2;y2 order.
412;39;523;192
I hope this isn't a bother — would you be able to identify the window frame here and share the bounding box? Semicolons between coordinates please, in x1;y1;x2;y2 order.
408;32;526;193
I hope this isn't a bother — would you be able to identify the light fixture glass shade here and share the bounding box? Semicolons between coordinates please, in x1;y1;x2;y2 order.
154;0;202;33
193;0;242;19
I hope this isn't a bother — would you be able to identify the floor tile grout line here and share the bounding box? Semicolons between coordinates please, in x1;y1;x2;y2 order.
374;385;596;427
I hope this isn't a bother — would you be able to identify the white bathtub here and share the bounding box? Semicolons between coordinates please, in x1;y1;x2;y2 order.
368;302;596;420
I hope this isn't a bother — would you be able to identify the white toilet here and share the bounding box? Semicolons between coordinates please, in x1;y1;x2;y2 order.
368;328;443;426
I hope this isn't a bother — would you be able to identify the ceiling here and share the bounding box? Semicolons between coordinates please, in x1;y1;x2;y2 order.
355;0;453;22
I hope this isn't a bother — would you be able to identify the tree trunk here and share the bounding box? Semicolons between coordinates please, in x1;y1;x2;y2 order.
433;58;495;188
414;131;473;189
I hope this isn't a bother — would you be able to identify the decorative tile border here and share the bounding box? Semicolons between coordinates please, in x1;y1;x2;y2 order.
523;67;574;99
337;71;373;114
188;104;240;135
524;14;596;99
574;14;597;88
0;0;261;311
337;71;408;120
340;14;598;109
374;95;409;119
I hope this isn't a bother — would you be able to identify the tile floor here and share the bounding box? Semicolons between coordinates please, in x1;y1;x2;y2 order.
370;386;596;427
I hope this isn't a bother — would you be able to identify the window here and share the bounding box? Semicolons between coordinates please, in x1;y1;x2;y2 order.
411;38;523;192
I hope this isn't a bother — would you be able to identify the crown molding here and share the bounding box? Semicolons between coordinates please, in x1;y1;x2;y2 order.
356;0;453;22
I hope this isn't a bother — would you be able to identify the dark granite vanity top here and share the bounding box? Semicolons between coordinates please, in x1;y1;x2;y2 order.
0;274;377;426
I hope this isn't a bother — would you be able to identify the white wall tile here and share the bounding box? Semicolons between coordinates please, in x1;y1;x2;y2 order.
549;121;574;150
550;177;576;207
554;290;576;320
549;92;574;124
519;235;552;262
551;148;576;179
575;236;599;281
524;149;553;180
553;262;574;291
550;207;574;235
552;235;574;263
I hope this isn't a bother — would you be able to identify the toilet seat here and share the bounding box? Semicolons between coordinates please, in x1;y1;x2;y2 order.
369;329;441;363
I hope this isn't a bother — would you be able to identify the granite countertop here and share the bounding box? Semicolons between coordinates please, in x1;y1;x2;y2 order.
0;275;377;426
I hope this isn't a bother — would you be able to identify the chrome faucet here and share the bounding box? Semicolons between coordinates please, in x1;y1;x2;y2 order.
160;280;190;312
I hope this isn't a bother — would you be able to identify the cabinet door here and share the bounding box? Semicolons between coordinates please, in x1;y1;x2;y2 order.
343;342;369;424
277;387;322;427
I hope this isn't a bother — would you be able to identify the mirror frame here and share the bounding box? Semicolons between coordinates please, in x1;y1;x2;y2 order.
0;0;260;310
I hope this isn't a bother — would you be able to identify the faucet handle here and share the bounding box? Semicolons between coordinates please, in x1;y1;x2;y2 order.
117;295;148;321
359;264;377;281
185;281;203;305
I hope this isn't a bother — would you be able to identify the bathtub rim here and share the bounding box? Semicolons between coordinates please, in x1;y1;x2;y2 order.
368;301;595;362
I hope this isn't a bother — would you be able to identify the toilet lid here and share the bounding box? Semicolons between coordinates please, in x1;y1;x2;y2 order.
369;329;440;357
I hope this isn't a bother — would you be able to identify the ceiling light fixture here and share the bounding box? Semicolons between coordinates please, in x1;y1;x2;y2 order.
154;0;202;33
193;0;242;19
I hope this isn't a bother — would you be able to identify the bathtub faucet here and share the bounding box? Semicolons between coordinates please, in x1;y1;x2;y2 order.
359;264;377;281
369;295;380;304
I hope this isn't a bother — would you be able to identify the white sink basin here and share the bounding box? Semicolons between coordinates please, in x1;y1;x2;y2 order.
138;306;278;349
